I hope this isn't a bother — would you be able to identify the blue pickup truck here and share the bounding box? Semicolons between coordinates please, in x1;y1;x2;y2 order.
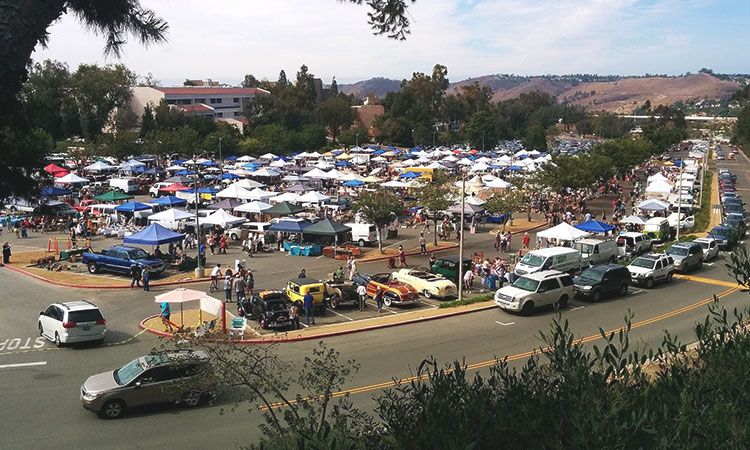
82;246;165;276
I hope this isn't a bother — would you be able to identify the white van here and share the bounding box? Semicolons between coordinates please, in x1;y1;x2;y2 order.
574;238;617;265
149;182;174;198
109;177;139;194
345;222;384;247
87;204;117;217
514;247;582;276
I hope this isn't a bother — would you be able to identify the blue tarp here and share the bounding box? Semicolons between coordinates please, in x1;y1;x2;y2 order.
198;187;220;194
152;196;188;207
335;161;352;167
200;161;218;166
176;169;196;176
399;171;420;179
221;173;240;180
115;201;152;212
343;180;364;187
268;220;312;234
575;220;615;233
40;186;71;197
123;223;185;245
225;156;237;161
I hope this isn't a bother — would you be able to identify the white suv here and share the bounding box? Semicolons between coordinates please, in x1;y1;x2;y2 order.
627;253;674;288
494;270;574;316
38;301;107;346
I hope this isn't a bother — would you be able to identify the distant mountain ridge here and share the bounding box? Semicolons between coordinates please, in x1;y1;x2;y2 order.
339;72;745;113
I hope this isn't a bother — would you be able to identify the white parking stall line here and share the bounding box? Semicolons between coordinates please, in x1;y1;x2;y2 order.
570;306;586;311
418;300;440;309
298;322;309;328
495;321;515;326
629;289;644;295
704;262;714;267
0;361;47;370
366;301;399;315
326;308;355;321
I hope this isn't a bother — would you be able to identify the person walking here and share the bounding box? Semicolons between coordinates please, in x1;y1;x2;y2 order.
245;270;255;297
219;234;228;254
298;269;307;279
2;242;10;264
207;234;216;255
303;291;315;325
356;283;367;311
234;273;246;303
522;232;531;250
142;268;150;292
209;264;222;292
160;301;173;332
129;264;142;288
397;245;407;268
289;304;300;330
374;287;384;313
419;233;427;256
223;270;234;303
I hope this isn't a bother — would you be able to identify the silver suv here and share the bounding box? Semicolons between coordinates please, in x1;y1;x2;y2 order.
494;270;574;315
81;350;216;419
666;242;703;273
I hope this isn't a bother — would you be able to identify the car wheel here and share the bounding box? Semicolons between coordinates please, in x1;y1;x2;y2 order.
666;272;674;283
259;318;268;329
645;278;655;289
87;263;98;274
358;239;366;247
557;295;569;309
150;192;156;198
423;290;433;299
330;293;341;309
54;332;62;347
181;391;203;407
697;260;703;270
99;400;125;419
383;296;394;307
38;322;44;336
520;301;534;316
230;233;238;241
619;284;628;296
591;290;601;302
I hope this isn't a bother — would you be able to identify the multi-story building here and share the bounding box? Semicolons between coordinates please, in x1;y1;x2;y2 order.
130;86;269;121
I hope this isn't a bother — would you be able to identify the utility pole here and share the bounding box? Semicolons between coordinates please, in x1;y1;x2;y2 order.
218;136;224;176
676;163;684;241
193;154;203;276
355;132;360;148
482;131;486;151
432;131;436;147
457;171;466;302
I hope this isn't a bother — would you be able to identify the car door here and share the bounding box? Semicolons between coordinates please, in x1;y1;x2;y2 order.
654;260;664;280
127;366;173;407
40;305;58;338
537;279;559;307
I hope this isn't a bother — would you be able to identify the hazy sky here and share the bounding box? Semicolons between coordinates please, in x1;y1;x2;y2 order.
31;0;750;85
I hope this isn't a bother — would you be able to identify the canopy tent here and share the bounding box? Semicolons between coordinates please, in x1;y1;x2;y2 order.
147;208;195;224
465;196;486;206
123;223;185;245
638;199;670;211
55;172;89;183
484;178;511;189
164;175;193;184
94;190;134;202
114;201;152;213
645;180;672;194
245;187;276;201
161;183;191;192
537;222;590;241
40;186;72;197
343;179;364;187
268;219;312;233
285;183;312;193
154;288;210;327
150;196;187;207
206;198;243;211
297;191;330;203
234;201;272;214
302;219;351;236
264;201;304;216
269;192;301;203
620;215;647;225
382;180;409;188
215;183;255;200
575;219;615;233
84;161;115;172
447;202;485;215
202;208;245;228
647;172;669;183
44;163;69;176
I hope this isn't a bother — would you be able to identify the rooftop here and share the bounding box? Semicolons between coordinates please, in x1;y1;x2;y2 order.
154;87;269;96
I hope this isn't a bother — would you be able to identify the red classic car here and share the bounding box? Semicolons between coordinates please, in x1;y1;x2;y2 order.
352;272;420;307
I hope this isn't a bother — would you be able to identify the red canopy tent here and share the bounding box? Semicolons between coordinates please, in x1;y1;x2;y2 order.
44;163;70;177
160;183;191;192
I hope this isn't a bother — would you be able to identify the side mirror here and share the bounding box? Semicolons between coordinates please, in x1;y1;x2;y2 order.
39;311;45;316
134;381;142;388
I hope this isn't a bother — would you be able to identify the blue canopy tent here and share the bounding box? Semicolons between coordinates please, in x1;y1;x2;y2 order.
268;220;312;234
115;201;152;213
123;223;185;245
172;159;187;165
200;161;218;167
175;169;196;176
335;161;353;167
198;187;220;195
221;173;241;180
508;165;523;172
152;196;188;207
399;171;420;179
224;155;237;161
40;186;72;197
575;220;615;233
343;179;364;187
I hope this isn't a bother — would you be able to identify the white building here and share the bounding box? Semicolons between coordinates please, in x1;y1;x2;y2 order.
130;86;269;122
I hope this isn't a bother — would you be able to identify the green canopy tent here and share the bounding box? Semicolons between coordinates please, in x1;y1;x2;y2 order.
264;201;304;216
302;219;352;254
94;190;134;202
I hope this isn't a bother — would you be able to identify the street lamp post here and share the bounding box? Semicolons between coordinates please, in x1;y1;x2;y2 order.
432;131;436;147
457;170;466;302
482;131;486;151
355;132;360;148
218;136;224;177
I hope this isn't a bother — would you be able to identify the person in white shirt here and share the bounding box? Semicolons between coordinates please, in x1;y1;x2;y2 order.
356;283;367;311
209;264;222;292
463;269;474;294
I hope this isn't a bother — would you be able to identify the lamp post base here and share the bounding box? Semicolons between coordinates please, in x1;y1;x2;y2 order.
194;267;205;279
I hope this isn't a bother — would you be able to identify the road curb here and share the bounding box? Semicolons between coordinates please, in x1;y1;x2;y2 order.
2;263;210;290
139;302;497;344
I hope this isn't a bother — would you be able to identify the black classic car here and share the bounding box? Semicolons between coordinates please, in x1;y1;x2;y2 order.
238;290;290;329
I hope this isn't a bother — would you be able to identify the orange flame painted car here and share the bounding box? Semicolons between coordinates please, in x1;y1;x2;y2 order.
351;272;420;307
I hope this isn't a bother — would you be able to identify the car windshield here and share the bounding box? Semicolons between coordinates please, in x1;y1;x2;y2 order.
512;277;540;292
631;258;656;269
666;247;688;256
711;228;729;237
125;248;149;260
520;253;545;267
114;358;145;385
575;243;594;255
578;269;603;282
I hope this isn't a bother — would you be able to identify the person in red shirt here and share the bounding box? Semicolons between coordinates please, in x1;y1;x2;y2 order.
522;232;531;249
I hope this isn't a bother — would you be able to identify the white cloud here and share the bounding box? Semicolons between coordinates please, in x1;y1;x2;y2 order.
30;0;747;85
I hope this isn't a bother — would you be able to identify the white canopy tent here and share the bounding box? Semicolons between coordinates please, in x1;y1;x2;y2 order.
234;201;272;214
536;222;590;241
55;173;89;183
216;184;255;200
297;191;331;203
202;208;245;227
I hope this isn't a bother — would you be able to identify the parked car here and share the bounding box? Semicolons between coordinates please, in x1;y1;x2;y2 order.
666;212;695;230
351;272;420;307
644;217;673;243
708;225;740;249
627;253;675;288
723;213;747;236
573;264;630;302
430;256;473;284
38;300;107;347
392;268;457;299
693;237;720;261
82;246;164;276
80;349;216;419
323;279;361;309
514;247;582;276
666;242;704;273
148;182;174;198
238;290;290;329
616;232;653;256
494;270;574;315
283;279;326;311
574;239;618;266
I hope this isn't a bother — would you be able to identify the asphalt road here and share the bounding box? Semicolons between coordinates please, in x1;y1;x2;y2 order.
2;146;749;449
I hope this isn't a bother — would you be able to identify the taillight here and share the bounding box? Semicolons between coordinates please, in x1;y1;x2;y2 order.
62;322;76;328
96;319;107;325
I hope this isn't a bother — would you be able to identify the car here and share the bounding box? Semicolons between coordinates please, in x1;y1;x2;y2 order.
494;270;574;315
226;222;271;241
723;197;744;209
721;192;738;203
323;279;361;309
38;301;107;347
148;182;174;198
283;279;326;311
723;213;747;236
391;268;457;299
430;256;474;284
82;246;165;276
616;232;653;256
708;225;740;249
666;212;695;230
627;253;675;288
693;237;720;261
238;290;290;329
80;349;216;419
573;264;630;302
352;272;420;307
665;242;703;273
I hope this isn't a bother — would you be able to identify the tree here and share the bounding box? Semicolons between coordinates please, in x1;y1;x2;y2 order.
338;126;369;147
575;117;593;136
415;171;454;245
278;70;289;87
20;60;71;139
242;74;259;88
484;186;529;229
330;76;339;97
317;96;354;142
139;104;156;137
0;126;52;197
592;113;631;138
353;190;404;253
183;79;198;86
523;124;547;150
732;105;750;149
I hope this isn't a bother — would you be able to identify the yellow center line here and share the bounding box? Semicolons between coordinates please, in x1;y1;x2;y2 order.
674;274;740;288
260;287;737;410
